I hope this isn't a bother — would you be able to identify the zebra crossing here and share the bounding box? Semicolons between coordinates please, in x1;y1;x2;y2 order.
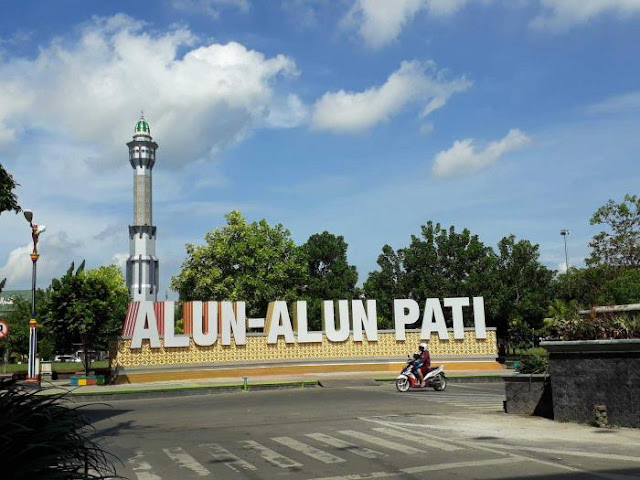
122;419;468;479
412;392;505;412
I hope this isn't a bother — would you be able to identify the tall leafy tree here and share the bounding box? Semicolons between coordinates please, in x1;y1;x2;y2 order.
0;163;21;216
494;235;554;335
301;232;358;330
552;266;612;308
364;222;496;328
171;211;307;318
402;222;496;326
588;193;640;267
2;291;53;362
363;245;406;328
43;262;129;374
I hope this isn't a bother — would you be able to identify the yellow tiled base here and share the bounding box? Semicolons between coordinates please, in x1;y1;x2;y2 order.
114;360;503;384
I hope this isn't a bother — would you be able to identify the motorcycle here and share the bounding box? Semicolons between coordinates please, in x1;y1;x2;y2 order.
395;357;446;392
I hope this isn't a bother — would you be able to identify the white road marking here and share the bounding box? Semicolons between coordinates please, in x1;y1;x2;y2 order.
474;443;640;463
272;436;346;464
362;416;625;480
338;430;423;454
308;457;526;480
242;440;302;468
200;443;257;472
128;450;163;480
402;457;525;474
163;447;211;476
306;433;386;459
371;427;462;451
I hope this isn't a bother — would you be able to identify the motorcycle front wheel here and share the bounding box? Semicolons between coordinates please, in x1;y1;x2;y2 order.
396;377;410;392
433;373;446;391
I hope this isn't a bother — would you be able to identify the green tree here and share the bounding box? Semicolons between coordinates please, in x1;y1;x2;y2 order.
588;193;640;267
171;211;307;318
507;316;534;353
301;232;358;330
598;268;640;305
363;245;406;328
552;266;611;308
43;262;129;374
0;163;21;216
402;222;496;326
364;222;496;328
2;291;53;363
494;235;554;336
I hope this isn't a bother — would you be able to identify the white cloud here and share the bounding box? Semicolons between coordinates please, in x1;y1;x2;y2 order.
586;90;640;114
170;0;250;18
343;0;472;49
531;0;640;32
0;14;300;167
264;94;309;128
311;60;470;133
420;122;435;134
432;129;531;178
0;233;81;286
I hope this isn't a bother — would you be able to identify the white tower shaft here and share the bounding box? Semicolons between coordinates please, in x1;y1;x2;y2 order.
126;117;159;301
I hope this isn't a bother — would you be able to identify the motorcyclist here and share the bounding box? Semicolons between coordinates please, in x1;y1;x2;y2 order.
412;343;431;387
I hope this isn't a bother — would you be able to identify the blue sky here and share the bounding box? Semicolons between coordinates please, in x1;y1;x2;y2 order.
1;0;639;296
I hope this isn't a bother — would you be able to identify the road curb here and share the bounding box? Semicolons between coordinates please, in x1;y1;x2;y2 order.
60;381;320;402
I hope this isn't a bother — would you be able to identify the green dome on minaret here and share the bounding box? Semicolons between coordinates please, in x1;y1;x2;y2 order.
134;113;151;136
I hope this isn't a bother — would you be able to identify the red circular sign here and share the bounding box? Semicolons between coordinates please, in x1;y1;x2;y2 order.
0;320;9;339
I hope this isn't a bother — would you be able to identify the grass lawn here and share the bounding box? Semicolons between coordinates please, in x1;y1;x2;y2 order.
1;361;109;373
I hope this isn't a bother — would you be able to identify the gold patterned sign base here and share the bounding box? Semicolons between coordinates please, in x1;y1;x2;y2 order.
113;329;498;383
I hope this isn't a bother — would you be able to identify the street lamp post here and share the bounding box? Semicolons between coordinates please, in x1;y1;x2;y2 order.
23;210;45;382
560;229;570;273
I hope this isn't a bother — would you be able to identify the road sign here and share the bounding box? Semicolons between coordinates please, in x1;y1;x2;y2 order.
0;320;9;339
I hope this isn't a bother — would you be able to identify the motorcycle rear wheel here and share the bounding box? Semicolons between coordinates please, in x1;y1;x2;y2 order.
396;377;410;392
433;373;446;391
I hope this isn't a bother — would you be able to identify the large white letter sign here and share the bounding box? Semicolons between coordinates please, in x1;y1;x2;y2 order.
393;299;419;341
323;300;350;342
221;301;247;346
266;301;295;344
421;298;449;340
444;297;469;340
293;301;322;343
473;297;487;339
131;301;161;348
164;301;190;348
352;300;378;341
193;301;218;347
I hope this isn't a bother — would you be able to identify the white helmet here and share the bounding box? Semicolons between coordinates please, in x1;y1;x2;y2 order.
419;342;428;351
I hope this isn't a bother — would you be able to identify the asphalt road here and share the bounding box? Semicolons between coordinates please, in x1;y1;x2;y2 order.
84;382;640;479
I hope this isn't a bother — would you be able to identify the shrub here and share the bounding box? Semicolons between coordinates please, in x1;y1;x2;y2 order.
0;379;119;479
516;353;549;374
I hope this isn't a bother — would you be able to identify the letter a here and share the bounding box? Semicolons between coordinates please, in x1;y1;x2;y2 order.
131;301;161;348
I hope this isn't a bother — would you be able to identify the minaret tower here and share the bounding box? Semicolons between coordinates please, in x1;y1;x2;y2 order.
126;113;159;301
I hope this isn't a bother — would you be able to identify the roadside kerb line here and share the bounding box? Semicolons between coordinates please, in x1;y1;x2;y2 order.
305;433;386;459
242;440;302;468
309;457;526;480
200;443;257;472
272;436;346;464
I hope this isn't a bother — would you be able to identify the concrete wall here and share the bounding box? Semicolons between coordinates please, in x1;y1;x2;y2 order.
504;375;553;418
542;340;640;428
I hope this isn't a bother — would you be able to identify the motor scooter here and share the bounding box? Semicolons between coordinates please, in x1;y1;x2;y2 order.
395;357;446;392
